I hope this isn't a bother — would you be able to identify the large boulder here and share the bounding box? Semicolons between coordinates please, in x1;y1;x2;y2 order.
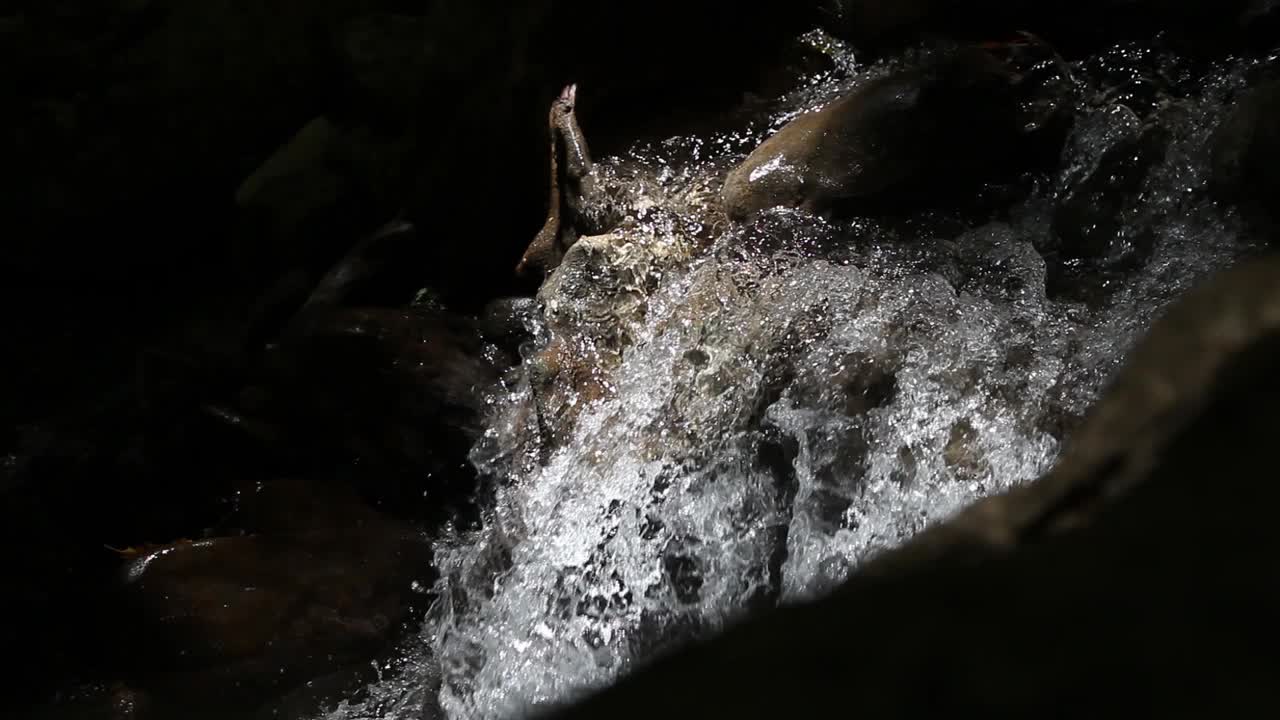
17;477;435;720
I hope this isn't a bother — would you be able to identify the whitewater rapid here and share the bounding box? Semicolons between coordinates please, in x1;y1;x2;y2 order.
321;33;1267;720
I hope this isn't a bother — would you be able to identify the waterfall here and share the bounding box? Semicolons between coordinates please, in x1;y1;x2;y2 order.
321;34;1267;720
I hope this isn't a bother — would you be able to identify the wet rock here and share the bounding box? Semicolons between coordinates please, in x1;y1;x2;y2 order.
720;48;1025;222
291;216;423;313
538;231;663;349
520;176;715;450
243;306;505;501
1053;120;1168;260
279;306;499;431
783;349;898;418
0;345;316;711
239;268;319;352
476;296;540;355
661;539;706;605
835;350;898;417
544;252;1280;719
525;245;662;439
1210;79;1280;236
249;664;380;720
517;84;611;277
112;478;432;713
522;333;614;450
942;418;988;481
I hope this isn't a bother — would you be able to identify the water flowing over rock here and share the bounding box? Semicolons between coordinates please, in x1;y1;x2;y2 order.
543;251;1280;720
319;35;1272;720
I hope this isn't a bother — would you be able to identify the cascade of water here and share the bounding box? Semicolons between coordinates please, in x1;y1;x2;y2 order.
321;37;1267;720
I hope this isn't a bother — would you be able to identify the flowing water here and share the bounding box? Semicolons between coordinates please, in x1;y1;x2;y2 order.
322;32;1272;720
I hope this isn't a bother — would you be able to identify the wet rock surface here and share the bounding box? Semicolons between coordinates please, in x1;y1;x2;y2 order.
15;475;437;720
1052;120;1169;261
112;479;432;713
720;47;1032;221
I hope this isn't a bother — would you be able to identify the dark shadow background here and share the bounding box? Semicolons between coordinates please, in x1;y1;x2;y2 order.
2;0;831;431
1;1;828;710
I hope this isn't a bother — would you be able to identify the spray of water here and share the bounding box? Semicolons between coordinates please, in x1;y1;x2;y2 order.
321;34;1266;720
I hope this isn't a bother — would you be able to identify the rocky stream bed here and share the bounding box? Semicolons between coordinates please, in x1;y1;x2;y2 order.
8;3;1280;719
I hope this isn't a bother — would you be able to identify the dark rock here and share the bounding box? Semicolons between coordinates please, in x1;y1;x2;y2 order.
249;661;398;720
546;253;1280;719
662;540;706;605
290;216;423;314
0;363;285;710
943;418;988;481
721;48;1026;222
276;307;499;435
112;478;432;713
232;116;352;262
477;296;541;355
1053;121;1168;260
230;119;420;298
239;306;505;512
835;350;898;417
1210;79;1280;237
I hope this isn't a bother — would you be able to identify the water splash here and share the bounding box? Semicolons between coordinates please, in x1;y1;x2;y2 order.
321;35;1267;720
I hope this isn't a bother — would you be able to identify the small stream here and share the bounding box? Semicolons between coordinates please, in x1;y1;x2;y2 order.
323;32;1269;720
